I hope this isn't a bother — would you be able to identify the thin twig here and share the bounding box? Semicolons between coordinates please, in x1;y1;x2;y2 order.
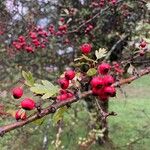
0;67;149;136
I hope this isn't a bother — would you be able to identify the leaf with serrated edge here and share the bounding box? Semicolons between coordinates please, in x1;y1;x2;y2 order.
95;48;107;60
30;80;59;99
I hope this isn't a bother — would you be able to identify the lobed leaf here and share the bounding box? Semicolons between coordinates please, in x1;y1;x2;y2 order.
30;80;59;99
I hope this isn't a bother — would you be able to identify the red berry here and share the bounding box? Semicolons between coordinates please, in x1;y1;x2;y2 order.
57;93;68;101
92;87;101;95
98;63;111;75
15;109;26;120
80;43;92;54
12;87;23;99
21;98;35;110
90;76;104;89
140;41;147;48
59;89;67;94
103;75;115;86
60;17;65;22
59;78;69;89
98;92;109;101
65;70;75;80
139;50;145;56
67;92;74;99
29;32;37;39
25;46;34;52
103;86;116;97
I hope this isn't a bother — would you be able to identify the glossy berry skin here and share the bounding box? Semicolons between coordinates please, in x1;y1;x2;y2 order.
15;109;26;120
12;87;23;99
57;93;68;101
21;98;35;110
90;76;104;89
59;78;69;89
65;70;75;80
103;75;115;86
98;63;111;75
92;87;102;96
80;43;92;54
103;86;116;97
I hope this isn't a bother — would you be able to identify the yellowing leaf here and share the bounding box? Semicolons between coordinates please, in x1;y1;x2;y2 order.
30;80;59;99
95;48;107;60
53;106;68;124
87;68;97;76
7;109;16;117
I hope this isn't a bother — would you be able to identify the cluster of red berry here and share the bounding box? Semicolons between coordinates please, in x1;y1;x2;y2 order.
57;70;75;101
12;27;48;52
12;87;35;120
91;0;117;8
12;17;69;53
84;24;94;34
91;63;116;101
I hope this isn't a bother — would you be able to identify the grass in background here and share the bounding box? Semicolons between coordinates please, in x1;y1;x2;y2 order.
0;75;149;150
108;75;150;150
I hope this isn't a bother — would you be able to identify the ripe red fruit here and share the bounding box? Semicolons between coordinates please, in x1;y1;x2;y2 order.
29;32;37;39
15;109;26;120
67;92;74;99
57;93;68;101
59;89;67;94
103;75;115;86
59;78;69;89
80;43;92;54
65;70;75;80
21;98;35;110
92;87;101;95
98;92;109;101
98;63;111;75
140;40;147;48
90;76;104;89
139;50;145;56
25;46;34;52
12;87;23;99
103;86;116;97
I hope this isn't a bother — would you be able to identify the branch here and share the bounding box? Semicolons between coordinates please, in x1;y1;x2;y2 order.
0;67;149;136
67;0;124;34
95;98;117;120
104;34;129;61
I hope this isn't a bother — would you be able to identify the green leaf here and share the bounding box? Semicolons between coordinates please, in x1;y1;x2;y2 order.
53;106;68;124
30;80;59;99
95;48;107;60
22;71;35;86
87;68;97;76
32;118;45;125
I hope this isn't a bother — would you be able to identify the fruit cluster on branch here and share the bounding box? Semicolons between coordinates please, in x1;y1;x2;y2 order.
0;66;149;137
